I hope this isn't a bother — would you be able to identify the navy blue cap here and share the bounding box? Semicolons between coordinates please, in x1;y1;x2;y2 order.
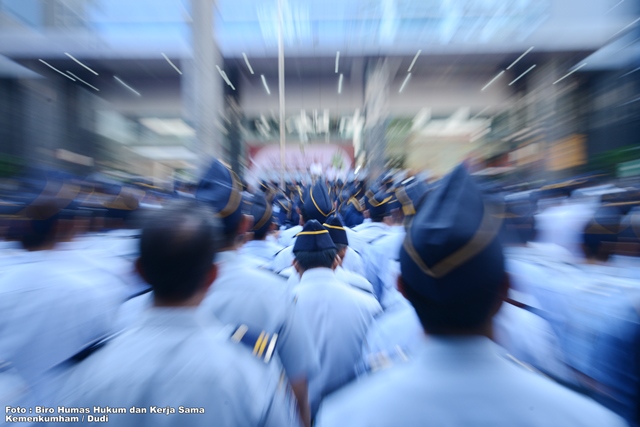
323;215;349;246
365;188;394;219
195;159;242;233
293;219;336;252
395;178;429;218
250;194;274;233
583;206;621;253
399;164;505;302
302;181;335;222
619;206;640;242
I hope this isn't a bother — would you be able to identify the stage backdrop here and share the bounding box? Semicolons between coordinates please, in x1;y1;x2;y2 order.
247;143;354;182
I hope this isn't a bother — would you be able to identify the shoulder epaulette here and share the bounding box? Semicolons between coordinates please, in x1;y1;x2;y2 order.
230;325;279;364
365;345;410;373
256;265;288;282
69;335;115;364
126;286;153;301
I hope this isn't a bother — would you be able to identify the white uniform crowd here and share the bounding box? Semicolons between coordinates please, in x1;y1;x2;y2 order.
0;160;639;427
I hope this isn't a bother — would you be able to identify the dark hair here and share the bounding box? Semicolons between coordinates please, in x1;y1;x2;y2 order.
19;198;61;250
139;200;222;301
335;243;348;252
253;217;273;240
370;211;387;223
294;248;337;271
402;283;500;334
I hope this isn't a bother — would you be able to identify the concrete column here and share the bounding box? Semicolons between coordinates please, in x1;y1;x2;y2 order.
363;58;391;181
183;0;224;170
224;65;244;177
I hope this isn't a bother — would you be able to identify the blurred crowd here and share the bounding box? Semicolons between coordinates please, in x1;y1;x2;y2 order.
1;160;640;426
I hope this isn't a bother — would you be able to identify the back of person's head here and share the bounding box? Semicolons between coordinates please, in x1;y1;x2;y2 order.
582;206;621;262
394;177;430;227
617;206;640;257
399;164;506;334
365;187;393;223
323;214;349;259
138;200;222;302
500;196;537;245
195;159;243;248
18;179;81;250
250;193;274;240
19;197;61;250
301;181;335;224
293;219;337;272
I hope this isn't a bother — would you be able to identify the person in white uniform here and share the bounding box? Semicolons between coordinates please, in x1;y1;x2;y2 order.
273;181;365;276
0;195;116;403
290;220;382;417
286;215;375;296
365;178;431;310
239;193;283;268
317;164;626;427
51;200;300;427
195;159;317;427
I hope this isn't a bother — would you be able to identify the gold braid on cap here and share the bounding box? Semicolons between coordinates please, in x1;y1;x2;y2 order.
296;229;329;236
253;201;273;231
323;223;345;231
368;194;393;208
402;201;504;279
310;185;335;217
395;186;415;216
217;169;242;218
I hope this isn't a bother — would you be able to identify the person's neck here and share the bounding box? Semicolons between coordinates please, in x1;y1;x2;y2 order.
426;322;493;339
153;294;204;308
25;242;57;252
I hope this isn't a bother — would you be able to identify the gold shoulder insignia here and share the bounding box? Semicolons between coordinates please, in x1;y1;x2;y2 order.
230;325;279;363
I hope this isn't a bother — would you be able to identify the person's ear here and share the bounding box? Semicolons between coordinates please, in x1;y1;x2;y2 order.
202;264;218;293
397;276;407;299
237;214;253;239
332;254;341;270
135;258;149;284
491;273;511;317
293;258;302;275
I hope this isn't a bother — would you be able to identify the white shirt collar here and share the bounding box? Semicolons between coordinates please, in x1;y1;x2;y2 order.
299;267;337;284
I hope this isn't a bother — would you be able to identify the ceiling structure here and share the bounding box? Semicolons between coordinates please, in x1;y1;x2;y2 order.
0;0;638;174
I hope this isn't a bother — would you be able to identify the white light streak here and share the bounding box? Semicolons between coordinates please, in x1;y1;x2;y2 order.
261;74;271;95
408;49;422;72
338;73;343;94
399;73;411;93
66;71;99;91
114;76;141;96
161;53;182;75
242;53;254;74
64;53;98;75
553;63;587;85
39;59;75;81
481;70;505;91
506;46;534;70
335;51;340;73
509;64;536;86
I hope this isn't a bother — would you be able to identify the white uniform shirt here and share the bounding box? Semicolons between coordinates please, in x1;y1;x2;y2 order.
272;243;365;276
287;267;376;296
52;308;301;427
318;336;626;427
239;239;284;267
278;225;302;247
0;250;116;400
292;268;382;415
200;250;319;382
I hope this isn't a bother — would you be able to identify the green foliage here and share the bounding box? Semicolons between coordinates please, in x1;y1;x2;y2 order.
0;155;24;178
